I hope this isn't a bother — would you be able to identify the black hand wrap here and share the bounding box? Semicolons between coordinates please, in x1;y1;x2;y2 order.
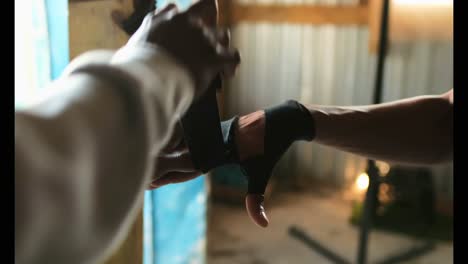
180;76;227;173
182;96;315;195
241;100;315;194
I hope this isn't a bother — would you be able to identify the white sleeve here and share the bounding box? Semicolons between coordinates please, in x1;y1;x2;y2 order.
14;44;195;264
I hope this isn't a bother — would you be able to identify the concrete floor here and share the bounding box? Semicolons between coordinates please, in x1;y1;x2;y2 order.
207;189;453;264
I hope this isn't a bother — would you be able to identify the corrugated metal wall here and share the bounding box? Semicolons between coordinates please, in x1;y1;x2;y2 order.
223;0;453;200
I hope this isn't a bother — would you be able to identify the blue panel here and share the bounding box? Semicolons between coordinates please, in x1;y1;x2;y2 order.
144;1;207;263
144;177;207;264
157;0;194;11
31;0;52;91
153;177;206;264
143;191;155;264
45;0;69;80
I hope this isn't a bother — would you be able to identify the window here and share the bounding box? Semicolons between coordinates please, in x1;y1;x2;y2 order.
14;0;69;109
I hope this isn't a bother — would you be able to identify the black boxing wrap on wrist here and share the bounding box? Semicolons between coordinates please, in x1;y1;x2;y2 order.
181;94;316;191
265;100;316;144
242;100;316;194
180;76;226;173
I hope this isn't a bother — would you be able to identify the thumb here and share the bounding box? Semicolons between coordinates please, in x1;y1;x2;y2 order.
245;194;269;228
201;27;240;70
241;158;272;228
213;46;241;78
185;0;218;26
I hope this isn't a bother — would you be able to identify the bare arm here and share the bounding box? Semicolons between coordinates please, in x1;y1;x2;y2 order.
310;89;453;165
234;90;453;166
150;90;453;229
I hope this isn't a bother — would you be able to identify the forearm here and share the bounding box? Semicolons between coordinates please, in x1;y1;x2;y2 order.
15;45;195;264
309;90;453;165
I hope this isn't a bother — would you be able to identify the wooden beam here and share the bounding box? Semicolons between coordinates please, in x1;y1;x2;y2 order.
225;4;369;26
368;0;383;54
218;0;232;27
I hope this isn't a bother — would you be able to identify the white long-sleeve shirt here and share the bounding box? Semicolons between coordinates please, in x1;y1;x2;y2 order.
15;43;195;264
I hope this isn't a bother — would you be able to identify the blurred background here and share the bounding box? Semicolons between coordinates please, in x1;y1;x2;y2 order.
15;0;453;263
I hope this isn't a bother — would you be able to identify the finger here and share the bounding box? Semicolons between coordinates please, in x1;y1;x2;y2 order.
161;139;187;155
200;27;239;63
170;140;188;153
141;11;156;27
213;46;241;78
161;136;185;154
185;0;218;26
245;194;269;228
215;45;241;64
155;150;195;177
153;3;179;21
150;171;203;189
202;27;231;49
154;3;177;15
200;27;238;78
216;28;230;48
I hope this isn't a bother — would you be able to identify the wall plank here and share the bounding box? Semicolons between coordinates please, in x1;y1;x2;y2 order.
68;1;143;264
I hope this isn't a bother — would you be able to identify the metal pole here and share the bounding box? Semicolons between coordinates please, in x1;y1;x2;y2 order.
356;1;391;263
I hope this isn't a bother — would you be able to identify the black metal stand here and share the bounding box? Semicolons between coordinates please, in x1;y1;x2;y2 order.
289;1;436;263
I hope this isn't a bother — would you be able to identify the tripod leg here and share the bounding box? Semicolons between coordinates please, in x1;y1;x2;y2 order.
289;226;351;264
375;242;436;264
356;161;380;264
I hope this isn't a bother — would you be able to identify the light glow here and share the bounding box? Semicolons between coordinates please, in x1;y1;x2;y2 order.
355;173;369;192
376;161;391;177
393;0;452;6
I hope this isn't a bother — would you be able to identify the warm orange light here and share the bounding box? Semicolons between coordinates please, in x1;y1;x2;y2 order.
355;173;369;192
378;183;392;204
390;0;453;42
393;0;452;6
369;0;453;53
376;161;391;177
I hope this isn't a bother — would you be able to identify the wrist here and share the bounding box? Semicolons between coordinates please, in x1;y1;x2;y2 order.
235;110;265;161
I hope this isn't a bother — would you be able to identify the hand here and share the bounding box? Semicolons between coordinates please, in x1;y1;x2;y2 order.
151;110;270;228
234;111;270;228
147;119;201;189
128;0;240;99
160;121;185;155
149;146;202;190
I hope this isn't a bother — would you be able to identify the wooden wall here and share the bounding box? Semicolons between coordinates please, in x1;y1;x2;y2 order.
69;1;143;263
